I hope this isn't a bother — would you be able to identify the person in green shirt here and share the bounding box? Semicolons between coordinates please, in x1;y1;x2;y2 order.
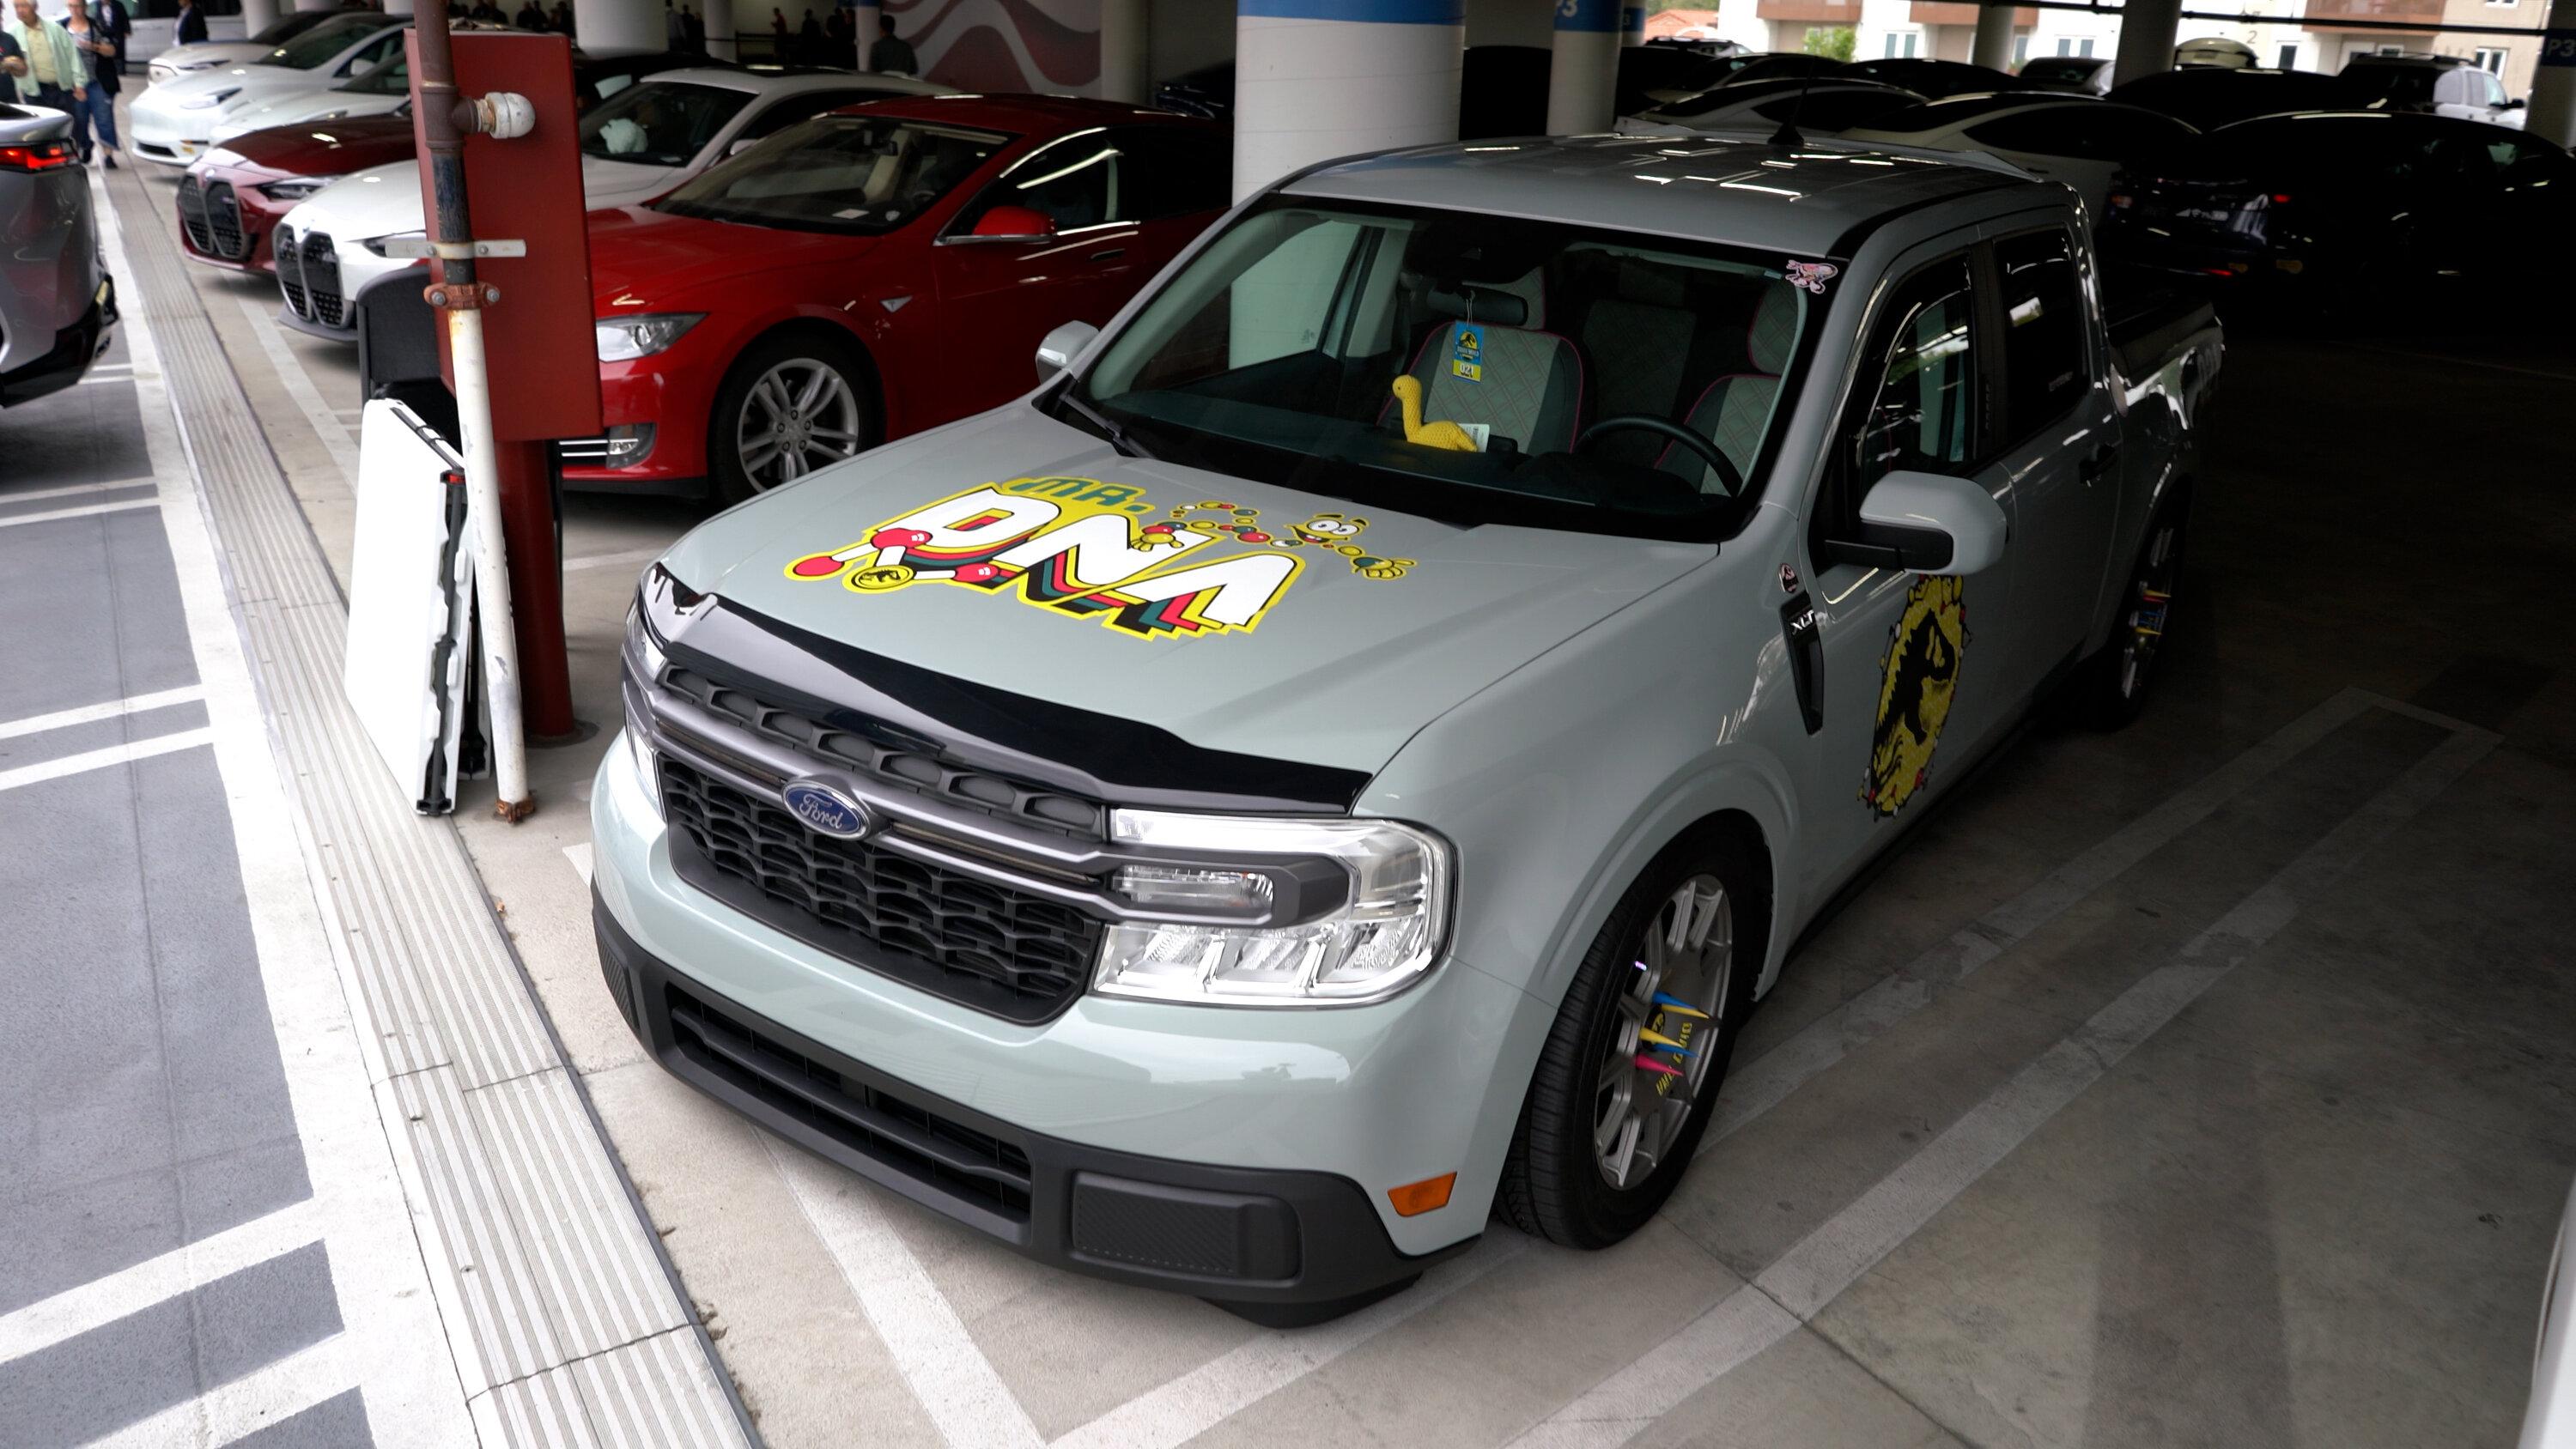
3;0;90;138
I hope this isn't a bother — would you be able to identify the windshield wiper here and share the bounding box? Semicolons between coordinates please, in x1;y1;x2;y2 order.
1052;390;1154;460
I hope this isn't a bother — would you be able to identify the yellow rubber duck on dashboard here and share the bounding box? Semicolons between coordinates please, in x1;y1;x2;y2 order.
1390;376;1479;452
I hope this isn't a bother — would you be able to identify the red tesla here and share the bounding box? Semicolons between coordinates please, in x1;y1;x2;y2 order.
177;114;414;274
573;94;1228;500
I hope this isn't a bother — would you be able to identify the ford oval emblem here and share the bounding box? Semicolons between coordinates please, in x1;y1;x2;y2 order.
781;779;872;839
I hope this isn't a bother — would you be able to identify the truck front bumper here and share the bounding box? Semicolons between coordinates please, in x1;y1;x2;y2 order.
590;735;1523;1320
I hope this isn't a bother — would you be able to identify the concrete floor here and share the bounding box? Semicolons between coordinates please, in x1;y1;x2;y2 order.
97;154;2576;1449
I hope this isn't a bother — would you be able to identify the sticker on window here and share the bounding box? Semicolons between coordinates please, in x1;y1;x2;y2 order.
1786;260;1839;295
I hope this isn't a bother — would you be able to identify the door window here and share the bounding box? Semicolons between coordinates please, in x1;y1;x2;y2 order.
1853;258;1979;492
1109;127;1230;220
1993;228;2087;444
959;132;1123;234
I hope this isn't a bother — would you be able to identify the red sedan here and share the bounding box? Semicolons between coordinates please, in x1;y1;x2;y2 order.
574;94;1227;500
177;114;414;274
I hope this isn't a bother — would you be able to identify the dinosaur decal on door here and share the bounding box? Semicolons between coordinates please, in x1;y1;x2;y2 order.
1862;574;1966;816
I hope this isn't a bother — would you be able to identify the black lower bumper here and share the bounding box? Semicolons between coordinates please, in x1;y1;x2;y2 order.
593;897;1471;1325
0;279;117;409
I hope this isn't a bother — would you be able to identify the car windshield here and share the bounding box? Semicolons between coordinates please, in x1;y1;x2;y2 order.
339;57;409;96
579;81;751;167
250;11;337;46
1060;197;1819;543
258;15;390;69
652;113;1006;235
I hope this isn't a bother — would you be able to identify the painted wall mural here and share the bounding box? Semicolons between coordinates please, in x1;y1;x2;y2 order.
886;0;1103;94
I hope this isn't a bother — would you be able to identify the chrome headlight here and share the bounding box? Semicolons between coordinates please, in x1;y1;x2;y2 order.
595;312;706;362
258;178;325;203
181;87;242;110
1093;811;1452;1007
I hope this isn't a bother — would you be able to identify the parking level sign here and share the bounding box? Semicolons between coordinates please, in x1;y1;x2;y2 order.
2543;29;2576;66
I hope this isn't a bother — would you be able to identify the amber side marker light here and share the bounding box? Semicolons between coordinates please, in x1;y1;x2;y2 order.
1388;1173;1457;1217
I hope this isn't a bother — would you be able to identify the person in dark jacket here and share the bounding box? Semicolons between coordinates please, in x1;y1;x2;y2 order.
513;0;542;27
867;12;914;75
173;0;207;44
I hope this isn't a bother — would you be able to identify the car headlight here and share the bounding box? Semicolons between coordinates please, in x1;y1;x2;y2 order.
359;230;424;257
1092;811;1452;1006
181;87;241;110
595;313;706;362
258;178;325;203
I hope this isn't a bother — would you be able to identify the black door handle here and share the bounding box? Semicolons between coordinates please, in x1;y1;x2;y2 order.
1089;247;1126;262
2081;447;2117;484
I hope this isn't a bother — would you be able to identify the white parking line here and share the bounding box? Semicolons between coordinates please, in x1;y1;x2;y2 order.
764;1136;1048;1449
85;1331;358;1449
562;841;594;886
0;1200;318;1364
1510;723;2497;1449
0;479;161;509
1704;688;2374;1148
0;497;161;530
0;685;205;742
0;727;215;794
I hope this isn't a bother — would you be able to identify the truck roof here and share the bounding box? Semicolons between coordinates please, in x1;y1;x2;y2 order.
1282;131;2053;258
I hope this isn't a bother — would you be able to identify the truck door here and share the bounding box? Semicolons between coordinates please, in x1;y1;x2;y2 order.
1790;250;2024;900
1985;223;2122;676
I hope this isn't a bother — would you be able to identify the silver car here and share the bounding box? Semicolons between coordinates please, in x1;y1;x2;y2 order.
0;102;115;407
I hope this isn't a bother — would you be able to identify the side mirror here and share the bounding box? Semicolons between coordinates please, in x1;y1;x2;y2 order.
972;204;1057;240
2503;97;2527;110
1035;319;1097;382
1852;470;2008;575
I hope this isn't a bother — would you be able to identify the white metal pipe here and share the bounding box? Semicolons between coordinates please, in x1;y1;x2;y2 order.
445;305;531;815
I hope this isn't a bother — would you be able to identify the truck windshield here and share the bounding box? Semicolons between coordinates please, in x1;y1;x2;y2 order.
1060;197;1819;542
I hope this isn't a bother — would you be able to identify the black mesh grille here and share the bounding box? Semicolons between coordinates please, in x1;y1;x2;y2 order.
665;984;1034;1219
659;757;1101;1022
205;181;246;259
277;229;309;317
177;176;214;255
663;666;1106;840
301;232;344;326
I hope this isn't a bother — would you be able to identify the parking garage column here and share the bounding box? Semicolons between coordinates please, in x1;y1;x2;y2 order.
1100;0;1150;102
2110;0;2178;86
848;0;878;68
239;0;277;33
704;0;738;62
1547;0;1625;134
573;0;669;54
1970;1;2013;71
1232;0;1465;203
2530;0;2576;148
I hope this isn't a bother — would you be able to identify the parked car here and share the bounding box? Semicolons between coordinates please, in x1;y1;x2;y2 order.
573;94;1229;499
2019;54;2111;95
209;50;417;148
594;130;2220;1324
130;12;411;167
270;67;951;339
144;9;338;87
1621;77;1927;136
1843;93;2199;218
1152;45;1697;135
1849;58;2026;99
0;103;115;407
2106;66;2358;130
184;49;707;276
2172;36;2257;70
2102;111;2576;313
2341;53;2525;129
1631;52;1857;112
2522;1176;2576;1449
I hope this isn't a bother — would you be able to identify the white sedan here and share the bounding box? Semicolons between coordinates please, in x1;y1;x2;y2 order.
1841;93;2201;221
143;9;338;87
1619;77;1928;138
130;11;409;167
270;68;951;339
210;51;414;148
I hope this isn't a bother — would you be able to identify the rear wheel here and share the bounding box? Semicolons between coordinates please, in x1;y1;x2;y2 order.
1500;831;1763;1249
708;331;876;505
2082;496;2187;730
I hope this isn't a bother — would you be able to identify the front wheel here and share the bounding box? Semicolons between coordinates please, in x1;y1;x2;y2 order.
1500;832;1764;1249
708;332;877;505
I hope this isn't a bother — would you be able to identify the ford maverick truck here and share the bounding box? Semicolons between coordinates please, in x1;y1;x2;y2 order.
593;131;2222;1323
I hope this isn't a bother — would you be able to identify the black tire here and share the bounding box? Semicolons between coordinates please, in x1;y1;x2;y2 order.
1500;828;1766;1249
2081;492;2188;731
708;330;878;506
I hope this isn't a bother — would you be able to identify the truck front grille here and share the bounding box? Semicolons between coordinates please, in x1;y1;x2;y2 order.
659;756;1102;1023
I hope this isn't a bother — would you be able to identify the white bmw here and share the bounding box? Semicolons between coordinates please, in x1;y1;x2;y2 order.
129;12;408;167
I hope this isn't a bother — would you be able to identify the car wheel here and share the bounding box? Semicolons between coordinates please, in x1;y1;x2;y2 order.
709;332;876;505
1500;830;1764;1250
2082;494;2187;730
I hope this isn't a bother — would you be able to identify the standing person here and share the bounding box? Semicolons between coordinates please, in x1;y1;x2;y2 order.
173;0;206;44
66;0;117;167
867;10;912;76
0;28;24;106
513;0;541;26
3;2;90;146
681;3;702;51
793;5;817;63
547;0;571;33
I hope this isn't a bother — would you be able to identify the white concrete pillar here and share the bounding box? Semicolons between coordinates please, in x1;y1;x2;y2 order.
574;0;667;54
1232;0;1464;203
1621;4;1643;45
290;0;336;14
2530;0;2576;149
239;0;281;31
1548;0;1624;133
702;0;736;61
850;0;881;69
380;0;415;15
2111;0;2178;87
1971;1;2014;71
1100;0;1149;100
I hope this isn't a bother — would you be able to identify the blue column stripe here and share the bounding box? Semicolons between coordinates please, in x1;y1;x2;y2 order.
1554;0;1624;33
1239;0;1467;22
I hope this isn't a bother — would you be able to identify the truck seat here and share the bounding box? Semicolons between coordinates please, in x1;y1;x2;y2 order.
1659;283;1801;494
1381;285;1585;456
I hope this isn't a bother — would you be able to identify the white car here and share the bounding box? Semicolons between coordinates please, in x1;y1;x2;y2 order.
1619;78;1928;138
144;9;339;87
2526;1176;2576;1449
210;51;413;148
270;69;951;339
1841;94;2202;221
129;12;408;167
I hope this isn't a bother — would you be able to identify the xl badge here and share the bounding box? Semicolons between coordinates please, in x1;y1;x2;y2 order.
782;779;872;839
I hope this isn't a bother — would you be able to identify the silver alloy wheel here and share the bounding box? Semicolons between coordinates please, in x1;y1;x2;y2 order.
2118;522;2178;700
1593;874;1733;1191
736;357;864;489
